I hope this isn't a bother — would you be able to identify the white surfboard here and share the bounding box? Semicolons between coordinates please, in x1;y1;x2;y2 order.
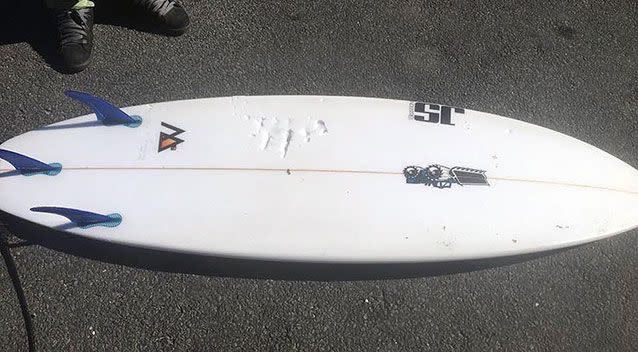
0;92;637;263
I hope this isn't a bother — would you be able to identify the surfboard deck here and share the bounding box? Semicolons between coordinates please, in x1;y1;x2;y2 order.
1;94;637;262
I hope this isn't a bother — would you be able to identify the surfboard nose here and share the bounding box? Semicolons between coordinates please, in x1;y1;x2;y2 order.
613;157;638;193
605;158;638;234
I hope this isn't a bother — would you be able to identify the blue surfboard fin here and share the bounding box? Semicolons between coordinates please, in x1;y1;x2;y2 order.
65;90;142;127
0;149;61;176
31;207;122;229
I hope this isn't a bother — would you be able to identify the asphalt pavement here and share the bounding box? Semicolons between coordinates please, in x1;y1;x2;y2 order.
0;0;637;351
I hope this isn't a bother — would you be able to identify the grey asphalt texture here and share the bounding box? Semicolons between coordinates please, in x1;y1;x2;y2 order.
1;0;638;351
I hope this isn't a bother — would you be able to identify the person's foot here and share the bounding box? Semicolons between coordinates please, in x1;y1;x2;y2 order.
131;0;190;35
53;7;94;73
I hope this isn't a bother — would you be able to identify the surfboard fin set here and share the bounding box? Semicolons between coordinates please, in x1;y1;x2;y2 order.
0;91;130;229
0;149;61;176
64;90;143;127
30;207;122;229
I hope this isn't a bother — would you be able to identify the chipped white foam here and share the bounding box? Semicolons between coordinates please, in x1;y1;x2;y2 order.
244;114;328;158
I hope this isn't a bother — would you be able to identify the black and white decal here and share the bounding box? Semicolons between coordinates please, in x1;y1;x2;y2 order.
404;165;489;188
409;102;465;126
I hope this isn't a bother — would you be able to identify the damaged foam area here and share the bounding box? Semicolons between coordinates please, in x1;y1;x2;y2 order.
231;96;329;158
233;103;328;158
248;116;328;158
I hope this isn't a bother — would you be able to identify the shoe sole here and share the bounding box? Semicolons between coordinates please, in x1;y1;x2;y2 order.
61;59;91;74
165;24;189;36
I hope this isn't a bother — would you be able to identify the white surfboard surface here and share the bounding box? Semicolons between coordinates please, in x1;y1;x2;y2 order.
1;94;637;262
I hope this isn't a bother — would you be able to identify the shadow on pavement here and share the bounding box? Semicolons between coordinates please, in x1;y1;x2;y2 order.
0;0;59;70
0;210;572;281
0;0;180;74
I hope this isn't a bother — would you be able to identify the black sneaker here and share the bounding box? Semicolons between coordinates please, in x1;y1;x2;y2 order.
53;7;94;73
131;0;190;35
